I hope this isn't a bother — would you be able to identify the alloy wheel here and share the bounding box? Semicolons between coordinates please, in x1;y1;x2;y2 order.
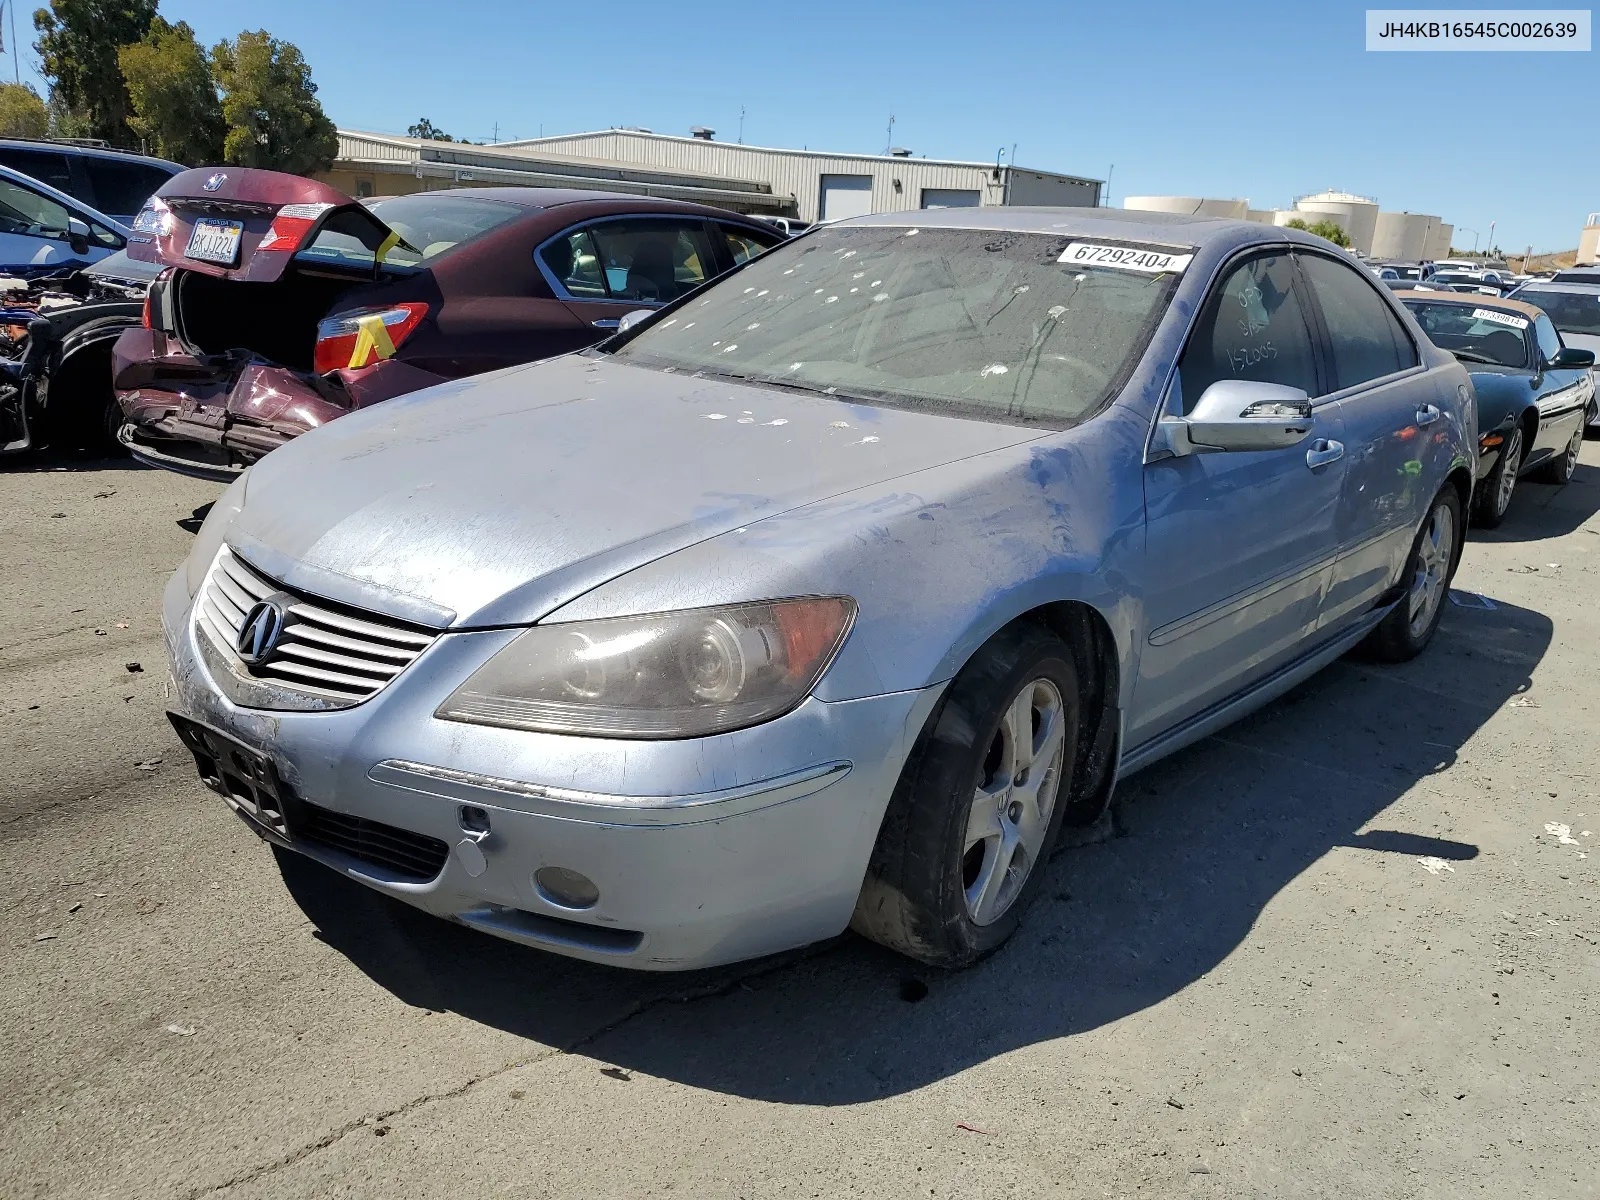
1407;500;1456;639
1495;427;1522;515
962;677;1067;926
1564;427;1582;477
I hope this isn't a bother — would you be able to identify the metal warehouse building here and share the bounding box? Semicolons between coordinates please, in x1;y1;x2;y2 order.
498;129;1102;221
322;130;793;214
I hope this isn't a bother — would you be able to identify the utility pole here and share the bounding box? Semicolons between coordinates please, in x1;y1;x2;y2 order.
8;0;16;84
1104;164;1114;207
492;121;498;143
885;114;895;155
1487;220;1496;255
738;105;745;144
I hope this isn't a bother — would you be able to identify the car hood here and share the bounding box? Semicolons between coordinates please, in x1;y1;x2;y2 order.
228;355;1046;627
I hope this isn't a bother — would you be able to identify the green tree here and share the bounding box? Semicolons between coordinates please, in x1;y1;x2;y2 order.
119;18;224;164
1285;217;1352;249
0;82;50;137
407;117;452;142
211;30;337;175
32;0;158;146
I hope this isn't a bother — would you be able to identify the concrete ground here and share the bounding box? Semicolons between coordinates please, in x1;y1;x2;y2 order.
1;448;1595;1200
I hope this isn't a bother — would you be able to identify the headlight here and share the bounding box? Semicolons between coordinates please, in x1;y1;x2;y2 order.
183;469;249;596
436;597;856;739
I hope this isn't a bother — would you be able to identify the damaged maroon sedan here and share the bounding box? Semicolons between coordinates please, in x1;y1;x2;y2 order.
114;168;784;478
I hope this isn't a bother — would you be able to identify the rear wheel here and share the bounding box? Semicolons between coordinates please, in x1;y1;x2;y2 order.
1364;486;1461;663
1473;424;1522;528
1533;422;1582;485
852;622;1079;968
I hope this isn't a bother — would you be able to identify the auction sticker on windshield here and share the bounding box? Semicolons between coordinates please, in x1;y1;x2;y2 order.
185;218;244;266
1472;307;1529;329
1059;243;1194;274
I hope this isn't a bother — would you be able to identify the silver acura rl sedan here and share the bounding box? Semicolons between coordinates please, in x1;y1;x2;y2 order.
163;209;1475;970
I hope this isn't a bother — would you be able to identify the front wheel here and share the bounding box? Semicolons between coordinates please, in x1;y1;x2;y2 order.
1363;486;1462;663
852;622;1079;968
1472;424;1522;528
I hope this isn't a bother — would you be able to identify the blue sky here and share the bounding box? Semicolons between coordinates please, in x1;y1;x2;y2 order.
6;0;1595;252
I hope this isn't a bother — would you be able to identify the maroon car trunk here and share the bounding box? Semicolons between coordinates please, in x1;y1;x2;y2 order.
113;168;462;478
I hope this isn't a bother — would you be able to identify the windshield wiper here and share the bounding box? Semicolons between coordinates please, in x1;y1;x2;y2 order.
1449;349;1501;365
689;367;868;402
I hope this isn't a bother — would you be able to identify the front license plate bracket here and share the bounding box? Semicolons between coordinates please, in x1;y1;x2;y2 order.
168;713;297;838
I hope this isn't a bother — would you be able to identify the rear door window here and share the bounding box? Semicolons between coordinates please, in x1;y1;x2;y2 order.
1177;251;1321;411
83;158;173;217
720;223;778;266
587;218;716;304
0;147;75;196
1298;252;1417;391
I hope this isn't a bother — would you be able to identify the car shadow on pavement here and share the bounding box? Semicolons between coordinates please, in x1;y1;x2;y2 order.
278;595;1549;1105
0;449;145;474
1473;462;1600;543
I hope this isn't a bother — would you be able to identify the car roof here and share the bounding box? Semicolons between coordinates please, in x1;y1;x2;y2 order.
1518;280;1600;296
401;186;774;223
834;205;1336;248
1393;290;1548;320
0;137;182;172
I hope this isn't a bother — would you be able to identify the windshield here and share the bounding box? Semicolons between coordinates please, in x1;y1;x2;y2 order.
614;224;1179;426
1517;289;1600;336
296;194;527;270
1404;301;1531;367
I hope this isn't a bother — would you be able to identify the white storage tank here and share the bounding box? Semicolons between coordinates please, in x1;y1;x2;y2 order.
1123;196;1248;219
1291;190;1380;255
1372;211;1447;261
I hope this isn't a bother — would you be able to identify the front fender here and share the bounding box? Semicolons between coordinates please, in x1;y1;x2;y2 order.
1468;370;1534;435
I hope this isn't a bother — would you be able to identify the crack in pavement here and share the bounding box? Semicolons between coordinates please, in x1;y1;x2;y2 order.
181;942;835;1198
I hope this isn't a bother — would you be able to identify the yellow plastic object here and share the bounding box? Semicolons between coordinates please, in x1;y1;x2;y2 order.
348;313;397;368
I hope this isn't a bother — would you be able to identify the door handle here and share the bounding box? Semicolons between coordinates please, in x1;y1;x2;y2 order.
1306;439;1344;469
591;319;620;329
1415;404;1441;427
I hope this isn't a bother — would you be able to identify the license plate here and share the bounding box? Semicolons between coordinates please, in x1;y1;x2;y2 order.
168;712;296;839
184;218;244;266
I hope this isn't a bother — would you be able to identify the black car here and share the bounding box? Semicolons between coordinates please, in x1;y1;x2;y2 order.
0;139;181;225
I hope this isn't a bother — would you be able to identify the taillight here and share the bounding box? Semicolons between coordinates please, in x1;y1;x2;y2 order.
257;202;334;253
314;303;429;375
141;291;152;329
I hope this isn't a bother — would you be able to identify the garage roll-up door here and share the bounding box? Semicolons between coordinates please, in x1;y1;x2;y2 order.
819;175;873;221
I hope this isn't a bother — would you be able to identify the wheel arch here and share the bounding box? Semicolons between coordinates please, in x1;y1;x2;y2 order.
906;598;1124;830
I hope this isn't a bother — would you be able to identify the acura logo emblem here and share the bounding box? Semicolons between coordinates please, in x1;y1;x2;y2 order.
203;172;228;192
236;595;292;665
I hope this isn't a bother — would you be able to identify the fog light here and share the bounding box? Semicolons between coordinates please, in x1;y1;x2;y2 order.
535;866;600;910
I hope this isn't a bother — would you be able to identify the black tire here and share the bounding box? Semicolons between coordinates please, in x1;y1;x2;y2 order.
1472;423;1522;528
41;342;127;457
851;621;1080;968
1363;485;1462;664
1585;401;1598;439
1533;422;1582;485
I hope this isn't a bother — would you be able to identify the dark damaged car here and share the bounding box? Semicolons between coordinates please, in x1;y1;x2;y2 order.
114;168;784;479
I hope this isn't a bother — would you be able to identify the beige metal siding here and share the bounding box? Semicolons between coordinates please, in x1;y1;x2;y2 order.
504;132;1097;222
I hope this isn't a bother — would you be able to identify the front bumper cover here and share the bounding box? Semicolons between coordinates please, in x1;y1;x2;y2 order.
161;564;939;970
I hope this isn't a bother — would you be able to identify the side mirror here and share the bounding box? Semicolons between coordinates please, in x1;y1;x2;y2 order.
67;216;90;256
616;308;654;335
1548;347;1596;371
1152;379;1314;457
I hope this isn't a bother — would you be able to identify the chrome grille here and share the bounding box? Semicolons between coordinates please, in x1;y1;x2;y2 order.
197;546;436;705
